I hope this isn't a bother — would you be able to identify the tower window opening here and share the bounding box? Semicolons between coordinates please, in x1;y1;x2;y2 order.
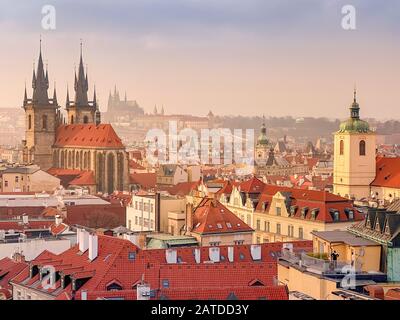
42;115;48;130
359;140;366;156
339;140;344;155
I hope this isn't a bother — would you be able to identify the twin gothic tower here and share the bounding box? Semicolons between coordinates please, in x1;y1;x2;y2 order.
22;42;101;170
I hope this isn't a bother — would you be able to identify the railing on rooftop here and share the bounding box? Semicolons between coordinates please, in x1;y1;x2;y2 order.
280;249;362;274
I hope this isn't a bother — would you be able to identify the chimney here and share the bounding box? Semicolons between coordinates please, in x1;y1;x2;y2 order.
154;193;161;232
81;290;88;300
55;214;62;226
228;246;234;262
76;228;81;245
88;233;98;261
194;248;201;263
137;283;151;300
250;245;262;261
165;249;177;264
22;214;29;225
209;247;220;262
185;202;194;233
79;229;89;252
211;194;218;207
365;285;384;300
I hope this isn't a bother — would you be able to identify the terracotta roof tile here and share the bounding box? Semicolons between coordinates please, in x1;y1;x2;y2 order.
54;124;124;148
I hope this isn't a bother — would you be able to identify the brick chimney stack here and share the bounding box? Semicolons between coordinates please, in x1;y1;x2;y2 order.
185;202;194;233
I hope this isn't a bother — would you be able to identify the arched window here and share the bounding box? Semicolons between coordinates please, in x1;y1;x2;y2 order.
28;115;32;130
359;140;366;156
71;115;74;124
339;140;344;155
83;115;89;124
42;115;48;130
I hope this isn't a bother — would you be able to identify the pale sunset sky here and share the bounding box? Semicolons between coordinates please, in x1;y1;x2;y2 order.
0;0;399;119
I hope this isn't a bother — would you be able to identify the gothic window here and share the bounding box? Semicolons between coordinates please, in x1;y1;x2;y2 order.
42;115;48;130
359;140;366;156
83;115;89;124
339;140;344;155
71;115;74;124
28;115;32;130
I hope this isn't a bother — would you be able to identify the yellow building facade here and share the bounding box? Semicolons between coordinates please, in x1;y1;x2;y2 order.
333;90;376;200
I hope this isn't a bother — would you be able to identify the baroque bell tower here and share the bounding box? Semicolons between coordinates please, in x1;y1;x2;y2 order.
333;89;376;200
22;40;61;171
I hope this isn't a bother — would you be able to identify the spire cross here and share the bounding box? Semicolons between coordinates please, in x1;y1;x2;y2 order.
353;84;357;102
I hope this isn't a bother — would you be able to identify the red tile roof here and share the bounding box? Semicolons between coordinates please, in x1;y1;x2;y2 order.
49;222;69;235
371;157;400;189
129;160;145;170
191;198;253;234
70;171;96;186
157;286;288;300
11;235;312;300
0;219;53;231
129;173;156;190
54;124;124;149
255;186;362;223
166;181;200;196
239;176;266;193
0;257;27;293
47;168;96;187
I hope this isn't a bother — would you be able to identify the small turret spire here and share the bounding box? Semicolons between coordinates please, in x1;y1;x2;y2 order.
53;82;58;105
93;85;97;107
353;85;357;103
23;82;28;106
66;84;70;107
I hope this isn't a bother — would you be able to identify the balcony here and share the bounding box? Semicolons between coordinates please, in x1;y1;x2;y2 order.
279;249;362;275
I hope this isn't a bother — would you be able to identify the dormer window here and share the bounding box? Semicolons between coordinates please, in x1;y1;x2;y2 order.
344;208;354;220
311;208;319;220
289;206;297;216
301;207;309;219
329;209;340;222
106;281;123;291
384;221;390;235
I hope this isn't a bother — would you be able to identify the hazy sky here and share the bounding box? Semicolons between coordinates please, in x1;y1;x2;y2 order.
0;0;399;119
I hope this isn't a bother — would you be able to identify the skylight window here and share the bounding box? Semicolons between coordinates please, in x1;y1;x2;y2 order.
226;222;232;228
217;223;223;229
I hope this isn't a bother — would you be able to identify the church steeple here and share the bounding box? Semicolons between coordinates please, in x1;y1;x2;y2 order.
32;39;50;105
74;41;89;106
350;87;360;119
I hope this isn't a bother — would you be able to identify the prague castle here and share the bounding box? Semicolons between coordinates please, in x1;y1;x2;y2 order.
22;42;129;194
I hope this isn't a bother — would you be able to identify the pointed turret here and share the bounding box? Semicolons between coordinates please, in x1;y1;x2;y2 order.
23;83;28;106
161;105;165;115
93;85;97;108
66;85;70;107
52;85;58;106
153;105;158;115
31;40;50;105
74;42;89;106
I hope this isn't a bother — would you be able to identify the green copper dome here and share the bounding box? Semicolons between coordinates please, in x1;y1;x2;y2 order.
338;90;371;134
339;118;370;133
257;121;269;145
